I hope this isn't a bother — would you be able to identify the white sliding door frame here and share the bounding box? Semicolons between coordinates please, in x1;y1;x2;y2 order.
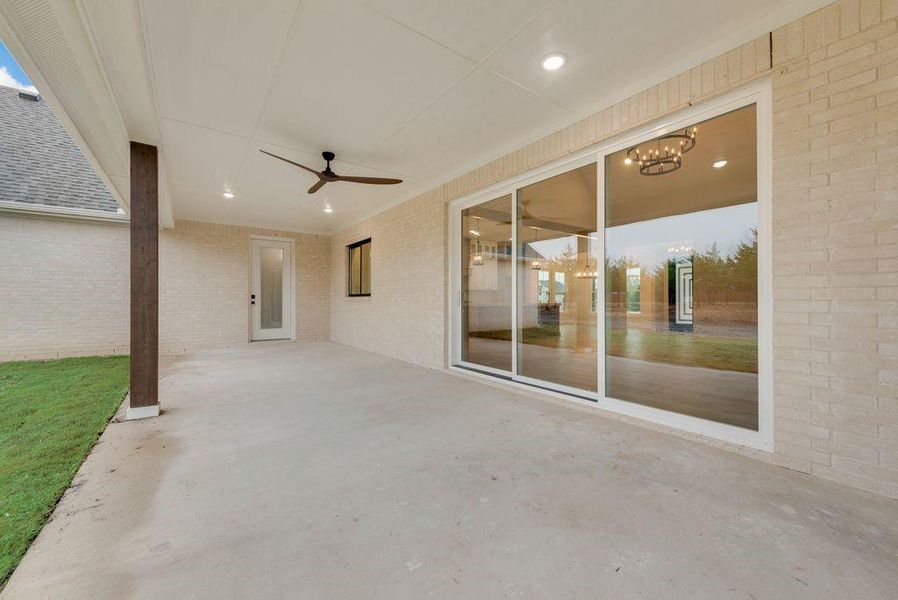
450;152;600;398
449;77;773;452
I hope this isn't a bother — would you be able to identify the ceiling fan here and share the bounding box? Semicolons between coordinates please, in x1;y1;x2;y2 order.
260;150;402;194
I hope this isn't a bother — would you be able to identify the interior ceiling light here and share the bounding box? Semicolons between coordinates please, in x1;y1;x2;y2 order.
575;238;597;279
624;127;697;176
471;217;484;266
712;159;728;168
222;190;235;199
531;227;542;270
323;205;334;214
541;53;566;71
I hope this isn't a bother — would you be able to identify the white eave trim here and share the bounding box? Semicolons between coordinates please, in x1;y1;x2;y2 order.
0;200;128;224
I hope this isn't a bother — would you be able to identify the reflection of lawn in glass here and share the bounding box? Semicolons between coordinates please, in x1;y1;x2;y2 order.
470;326;757;373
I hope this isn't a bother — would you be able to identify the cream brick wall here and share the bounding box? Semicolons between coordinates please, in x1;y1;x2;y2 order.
770;0;898;498
331;195;446;369
0;214;130;361
160;220;331;354
0;216;331;360
329;1;898;498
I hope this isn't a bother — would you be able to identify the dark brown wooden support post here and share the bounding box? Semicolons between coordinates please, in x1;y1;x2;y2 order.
127;141;160;419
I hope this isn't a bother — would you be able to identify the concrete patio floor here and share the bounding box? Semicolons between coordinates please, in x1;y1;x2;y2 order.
3;342;898;599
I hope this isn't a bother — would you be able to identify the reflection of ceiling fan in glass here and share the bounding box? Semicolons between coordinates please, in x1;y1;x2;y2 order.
499;200;536;226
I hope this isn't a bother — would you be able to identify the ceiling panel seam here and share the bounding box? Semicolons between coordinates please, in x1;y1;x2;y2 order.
230;0;307;198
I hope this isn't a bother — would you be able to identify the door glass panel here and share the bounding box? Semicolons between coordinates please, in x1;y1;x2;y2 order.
461;194;512;371
517;163;598;392
604;104;758;429
261;247;284;329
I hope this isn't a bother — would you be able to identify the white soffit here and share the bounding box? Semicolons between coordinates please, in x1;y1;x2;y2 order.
0;0;129;208
32;0;832;232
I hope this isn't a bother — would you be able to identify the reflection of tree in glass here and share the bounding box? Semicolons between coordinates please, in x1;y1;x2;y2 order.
605;229;757;314
545;241;578;273
694;228;757;304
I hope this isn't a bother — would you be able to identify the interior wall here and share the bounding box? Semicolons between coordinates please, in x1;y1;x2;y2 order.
327;1;898;499
160;220;331;354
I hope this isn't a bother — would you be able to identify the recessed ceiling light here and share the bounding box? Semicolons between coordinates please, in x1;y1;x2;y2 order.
222;190;234;199
541;53;566;71
469;230;481;236
323;205;333;214
712;160;728;169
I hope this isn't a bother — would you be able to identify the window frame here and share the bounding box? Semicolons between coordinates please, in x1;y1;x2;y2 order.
346;237;371;298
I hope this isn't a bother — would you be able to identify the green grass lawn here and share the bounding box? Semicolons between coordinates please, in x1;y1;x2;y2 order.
0;356;129;588
471;326;757;373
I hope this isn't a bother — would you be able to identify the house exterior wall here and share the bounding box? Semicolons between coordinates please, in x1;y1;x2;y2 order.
0;213;130;361
328;0;898;498
0;216;331;361
160;220;331;354
331;196;446;370
770;1;898;498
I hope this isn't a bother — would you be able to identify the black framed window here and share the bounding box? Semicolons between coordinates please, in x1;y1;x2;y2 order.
347;238;371;297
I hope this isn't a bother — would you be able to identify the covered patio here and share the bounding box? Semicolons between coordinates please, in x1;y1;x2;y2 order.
2;0;898;594
3;343;897;598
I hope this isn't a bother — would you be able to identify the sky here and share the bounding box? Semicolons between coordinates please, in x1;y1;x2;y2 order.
0;38;37;93
605;202;757;268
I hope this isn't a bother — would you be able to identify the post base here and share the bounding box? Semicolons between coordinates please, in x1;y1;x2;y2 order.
125;403;160;420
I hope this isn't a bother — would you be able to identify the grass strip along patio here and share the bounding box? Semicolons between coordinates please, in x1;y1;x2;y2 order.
0;356;129;587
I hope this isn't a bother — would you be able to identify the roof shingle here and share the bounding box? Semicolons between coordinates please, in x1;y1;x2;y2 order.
0;84;119;213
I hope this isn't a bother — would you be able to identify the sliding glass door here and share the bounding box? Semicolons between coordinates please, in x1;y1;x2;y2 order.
452;84;768;446
461;195;513;372
604;104;759;430
517;163;598;393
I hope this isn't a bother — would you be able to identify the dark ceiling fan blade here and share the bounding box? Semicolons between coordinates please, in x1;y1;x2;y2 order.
307;179;327;194
332;175;403;185
259;150;323;177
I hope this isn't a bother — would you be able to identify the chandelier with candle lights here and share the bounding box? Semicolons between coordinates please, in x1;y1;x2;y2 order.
624;126;697;176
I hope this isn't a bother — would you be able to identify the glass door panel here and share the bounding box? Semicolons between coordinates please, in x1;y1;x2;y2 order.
517;163;598;392
604;104;759;429
260;247;284;329
461;195;513;371
251;238;293;341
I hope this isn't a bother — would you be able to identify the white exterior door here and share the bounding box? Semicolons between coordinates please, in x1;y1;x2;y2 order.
250;238;293;341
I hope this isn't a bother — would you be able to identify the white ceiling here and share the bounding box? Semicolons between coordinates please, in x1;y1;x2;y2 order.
91;0;825;232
